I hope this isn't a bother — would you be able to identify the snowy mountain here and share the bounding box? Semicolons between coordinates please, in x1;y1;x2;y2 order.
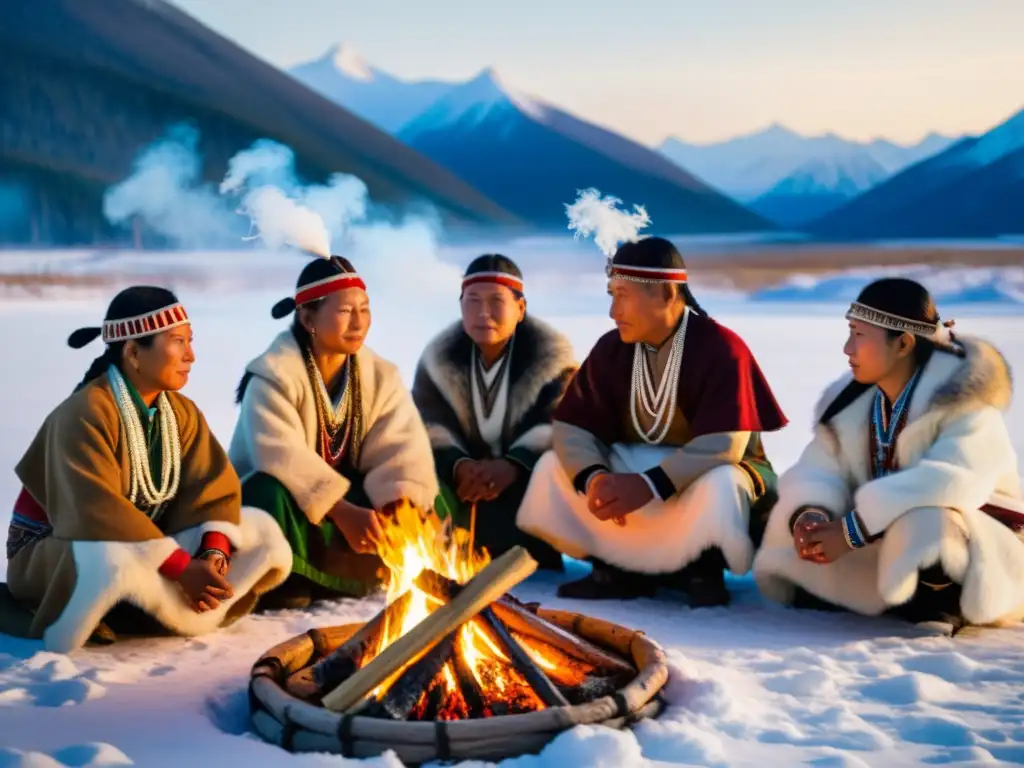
398;68;770;234
657;125;956;202
748;152;891;227
289;44;455;133
812;106;1024;238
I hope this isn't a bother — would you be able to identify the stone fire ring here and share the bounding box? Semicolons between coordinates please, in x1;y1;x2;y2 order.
249;608;669;764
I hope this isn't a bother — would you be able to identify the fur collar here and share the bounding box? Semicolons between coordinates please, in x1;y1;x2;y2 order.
419;315;576;434
245;329;383;389
815;335;1013;425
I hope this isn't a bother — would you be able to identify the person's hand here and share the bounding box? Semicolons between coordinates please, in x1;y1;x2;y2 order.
197;549;229;577
474;460;520;501
178;558;233;613
802;517;853;564
792;508;831;563
454;460;486;503
586;473;654;522
328;500;384;554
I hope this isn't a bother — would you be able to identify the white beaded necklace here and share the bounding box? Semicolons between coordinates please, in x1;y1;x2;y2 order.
106;365;182;517
630;306;690;445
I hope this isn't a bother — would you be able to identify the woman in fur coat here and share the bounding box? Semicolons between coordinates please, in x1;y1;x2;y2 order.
229;257;439;607
2;287;291;652
412;255;577;569
754;278;1024;627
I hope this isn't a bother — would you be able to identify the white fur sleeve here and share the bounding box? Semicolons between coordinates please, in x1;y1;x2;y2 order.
854;407;1015;536
240;376;349;524
775;428;853;523
360;367;440;511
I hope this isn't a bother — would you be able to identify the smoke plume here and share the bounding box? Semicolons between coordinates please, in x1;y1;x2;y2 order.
565;188;650;257
102;122;462;314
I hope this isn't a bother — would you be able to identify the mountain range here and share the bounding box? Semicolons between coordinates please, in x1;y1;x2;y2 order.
289;44;454;133
658;126;957;226
811;107;1024;238
290;48;769;234
1;1;516;246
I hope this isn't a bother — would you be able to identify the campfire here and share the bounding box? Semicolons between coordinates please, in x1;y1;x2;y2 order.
249;504;668;762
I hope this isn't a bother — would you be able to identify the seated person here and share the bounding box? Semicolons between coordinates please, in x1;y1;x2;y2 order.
754;278;1024;627
2;287;290;652
229;256;438;607
412;254;577;569
518;237;787;606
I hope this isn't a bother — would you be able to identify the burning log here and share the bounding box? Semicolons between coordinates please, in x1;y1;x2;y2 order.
478;608;569;708
306;591;415;695
358;633;458;721
490;601;634;675
321;546;539;713
414;568;633;676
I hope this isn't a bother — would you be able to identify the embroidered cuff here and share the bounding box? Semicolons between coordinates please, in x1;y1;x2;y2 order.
642;467;676;501
842;511;868;549
574;464;609;495
199;532;233;557
159;548;192;581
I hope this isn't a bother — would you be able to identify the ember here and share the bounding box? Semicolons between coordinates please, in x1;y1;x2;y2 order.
304;502;635;720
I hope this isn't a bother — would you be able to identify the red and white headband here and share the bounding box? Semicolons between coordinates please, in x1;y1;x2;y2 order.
295;273;367;306
461;271;524;293
606;263;688;284
102;303;190;344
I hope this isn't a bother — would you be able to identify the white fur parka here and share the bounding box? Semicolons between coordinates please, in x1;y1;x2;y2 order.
754;336;1024;625
228;330;439;523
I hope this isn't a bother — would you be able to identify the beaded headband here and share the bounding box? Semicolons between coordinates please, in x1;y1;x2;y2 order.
461;271;524;293
606;263;688;284
295;273;367;306
102;303;190;344
845;301;940;337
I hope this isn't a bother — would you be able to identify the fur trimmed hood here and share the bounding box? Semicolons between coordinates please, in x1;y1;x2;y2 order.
816;335;1013;426
413;315;577;461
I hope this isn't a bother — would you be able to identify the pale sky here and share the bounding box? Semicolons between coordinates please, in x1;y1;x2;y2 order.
172;0;1024;146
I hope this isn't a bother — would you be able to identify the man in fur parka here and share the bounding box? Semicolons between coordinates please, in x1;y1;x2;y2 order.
754;278;1024;628
412;255;577;570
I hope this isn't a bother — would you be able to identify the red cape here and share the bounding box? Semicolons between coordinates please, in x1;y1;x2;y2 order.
554;311;788;444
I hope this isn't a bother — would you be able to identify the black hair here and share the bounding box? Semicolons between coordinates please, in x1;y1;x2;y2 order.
69;286;178;393
612;237;707;316
820;277;960;423
460;253;525;301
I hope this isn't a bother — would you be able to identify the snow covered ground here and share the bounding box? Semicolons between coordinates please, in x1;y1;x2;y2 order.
2;269;1024;767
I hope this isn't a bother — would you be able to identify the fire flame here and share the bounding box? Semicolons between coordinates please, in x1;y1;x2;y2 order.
360;502;583;717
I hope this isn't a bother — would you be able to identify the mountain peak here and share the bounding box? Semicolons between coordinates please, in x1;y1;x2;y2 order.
322;42;373;81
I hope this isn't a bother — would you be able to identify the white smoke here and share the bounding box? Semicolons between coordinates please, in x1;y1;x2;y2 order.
565;188;651;257
101;122;461;339
103;124;244;249
220;140;369;257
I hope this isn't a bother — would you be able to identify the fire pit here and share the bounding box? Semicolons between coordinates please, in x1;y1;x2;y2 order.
248;506;668;763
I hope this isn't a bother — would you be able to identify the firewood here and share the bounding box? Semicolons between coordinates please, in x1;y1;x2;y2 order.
479;608;569;708
450;625;488;717
321;546;538;713
414;568;633;676
490;601;634;675
310;591;413;693
357;633;457;721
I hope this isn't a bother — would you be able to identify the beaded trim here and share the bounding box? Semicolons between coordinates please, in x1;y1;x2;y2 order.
106;365;182;517
845;301;939;336
606;263;688;284
102;303;189;344
842;511;867;549
630;306;690;445
304;351;364;467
